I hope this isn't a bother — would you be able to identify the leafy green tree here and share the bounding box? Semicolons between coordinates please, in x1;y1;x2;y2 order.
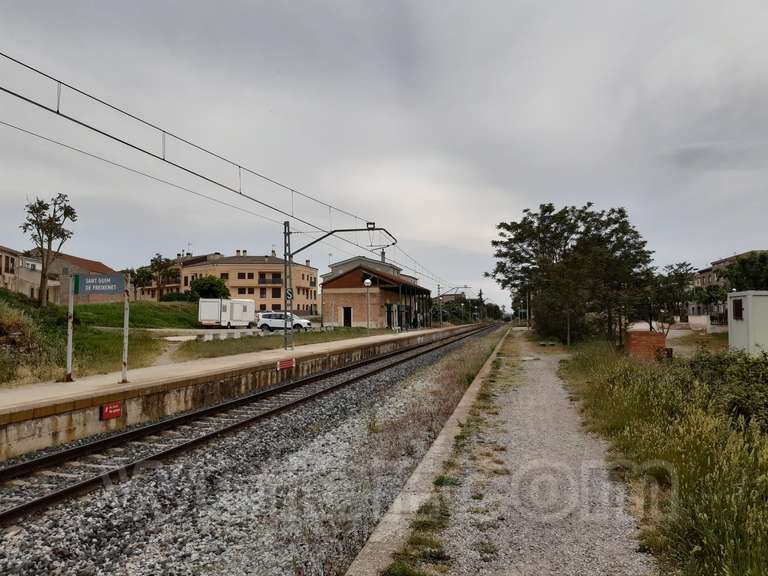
149;254;176;302
691;284;728;309
655;262;696;319
488;203;652;343
20;193;77;307
127;266;153;300
190;275;230;299
719;252;768;291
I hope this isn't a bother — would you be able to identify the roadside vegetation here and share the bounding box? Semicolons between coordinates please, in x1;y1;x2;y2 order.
0;288;161;385
172;327;392;361
561;343;768;575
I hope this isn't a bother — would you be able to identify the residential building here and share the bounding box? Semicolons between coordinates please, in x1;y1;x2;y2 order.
321;256;431;329
135;252;217;301
35;250;119;305
689;249;766;318
1;245;116;305
0;245;20;294
136;249;319;313
2;245;63;303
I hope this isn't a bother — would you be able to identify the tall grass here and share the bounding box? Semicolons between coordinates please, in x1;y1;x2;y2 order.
0;289;162;385
561;343;768;575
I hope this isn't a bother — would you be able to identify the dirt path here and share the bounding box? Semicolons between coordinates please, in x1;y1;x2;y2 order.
437;331;656;575
150;340;183;366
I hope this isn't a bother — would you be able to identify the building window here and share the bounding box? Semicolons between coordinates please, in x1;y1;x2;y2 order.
260;287;267;298
272;272;281;281
259;272;266;281
272;287;281;298
272;303;281;311
302;273;305;280
220;273;229;280
237;272;246;280
247;287;255;294
247;272;254;279
733;298;744;321
259;304;267;311
184;276;189;286
238;287;246;295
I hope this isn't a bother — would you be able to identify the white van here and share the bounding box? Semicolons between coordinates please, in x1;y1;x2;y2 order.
198;298;255;328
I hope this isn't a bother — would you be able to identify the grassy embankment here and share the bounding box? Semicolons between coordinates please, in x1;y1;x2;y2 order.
560;342;768;575
75;300;198;328
0;289;167;385
173;327;392;361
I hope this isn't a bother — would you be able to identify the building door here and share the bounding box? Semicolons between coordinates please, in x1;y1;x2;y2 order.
386;304;393;328
343;307;352;327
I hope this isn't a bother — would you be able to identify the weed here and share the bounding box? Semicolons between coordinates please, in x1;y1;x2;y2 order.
433;475;461;487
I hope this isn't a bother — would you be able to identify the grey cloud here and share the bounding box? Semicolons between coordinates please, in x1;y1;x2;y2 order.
2;1;768;306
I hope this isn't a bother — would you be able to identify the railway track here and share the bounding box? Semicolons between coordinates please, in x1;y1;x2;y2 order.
0;324;495;527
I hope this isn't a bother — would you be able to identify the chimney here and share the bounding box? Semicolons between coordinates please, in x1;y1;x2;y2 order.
305;259;310;267
242;249;247;256
236;250;241;256
271;249;276;257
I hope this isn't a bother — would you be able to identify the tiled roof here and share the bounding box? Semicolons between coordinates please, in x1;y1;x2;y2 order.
30;249;116;275
0;245;21;256
184;255;317;269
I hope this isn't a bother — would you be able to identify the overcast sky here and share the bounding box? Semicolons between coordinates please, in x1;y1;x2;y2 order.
2;1;767;308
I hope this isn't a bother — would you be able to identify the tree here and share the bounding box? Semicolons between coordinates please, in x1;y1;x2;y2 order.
129;266;153;300
190;275;230;299
655;262;696;319
488;203;653;343
149;254;176;302
719;252;768;291
20;194;78;307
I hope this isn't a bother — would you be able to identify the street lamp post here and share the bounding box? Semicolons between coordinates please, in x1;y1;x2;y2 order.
364;278;372;334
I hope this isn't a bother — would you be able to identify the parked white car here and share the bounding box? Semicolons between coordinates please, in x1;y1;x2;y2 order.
256;312;312;332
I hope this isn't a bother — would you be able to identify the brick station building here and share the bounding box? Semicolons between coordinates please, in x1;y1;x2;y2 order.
321;256;431;329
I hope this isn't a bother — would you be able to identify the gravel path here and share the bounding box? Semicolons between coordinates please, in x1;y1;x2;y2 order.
439;332;656;575
0;330;499;576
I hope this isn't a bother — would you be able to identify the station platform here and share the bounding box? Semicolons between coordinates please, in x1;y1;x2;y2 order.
0;326;470;461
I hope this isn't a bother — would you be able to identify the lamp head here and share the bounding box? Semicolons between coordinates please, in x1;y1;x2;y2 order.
364;278;372;287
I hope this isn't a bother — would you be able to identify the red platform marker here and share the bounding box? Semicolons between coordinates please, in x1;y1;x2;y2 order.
100;401;123;421
276;358;296;371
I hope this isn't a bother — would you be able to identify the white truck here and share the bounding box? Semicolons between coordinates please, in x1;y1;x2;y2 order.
198;298;256;328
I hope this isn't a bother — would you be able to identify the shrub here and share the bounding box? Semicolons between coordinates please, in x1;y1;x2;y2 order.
160;292;193;302
561;344;768;575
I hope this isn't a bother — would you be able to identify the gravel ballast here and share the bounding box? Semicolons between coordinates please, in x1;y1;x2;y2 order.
0;329;501;576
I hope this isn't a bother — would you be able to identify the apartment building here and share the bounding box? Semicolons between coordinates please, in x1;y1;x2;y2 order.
183;250;318;313
137;249;319;314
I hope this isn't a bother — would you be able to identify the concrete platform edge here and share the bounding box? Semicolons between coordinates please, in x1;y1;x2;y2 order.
344;327;509;576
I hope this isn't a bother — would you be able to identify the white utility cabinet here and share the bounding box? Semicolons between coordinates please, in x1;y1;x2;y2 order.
728;291;768;355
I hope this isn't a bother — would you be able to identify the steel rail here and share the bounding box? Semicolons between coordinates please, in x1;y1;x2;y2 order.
0;325;495;526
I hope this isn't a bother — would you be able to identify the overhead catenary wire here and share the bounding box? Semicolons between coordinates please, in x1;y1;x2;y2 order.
0;118;361;262
0;51;444;284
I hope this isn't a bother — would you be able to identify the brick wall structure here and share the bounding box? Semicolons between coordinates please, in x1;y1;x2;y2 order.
626;331;667;361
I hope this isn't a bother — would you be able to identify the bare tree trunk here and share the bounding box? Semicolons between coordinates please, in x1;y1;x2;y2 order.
38;261;48;307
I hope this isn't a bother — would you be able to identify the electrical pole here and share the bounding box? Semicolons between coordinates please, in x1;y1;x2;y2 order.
438;284;443;328
283;221;294;350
